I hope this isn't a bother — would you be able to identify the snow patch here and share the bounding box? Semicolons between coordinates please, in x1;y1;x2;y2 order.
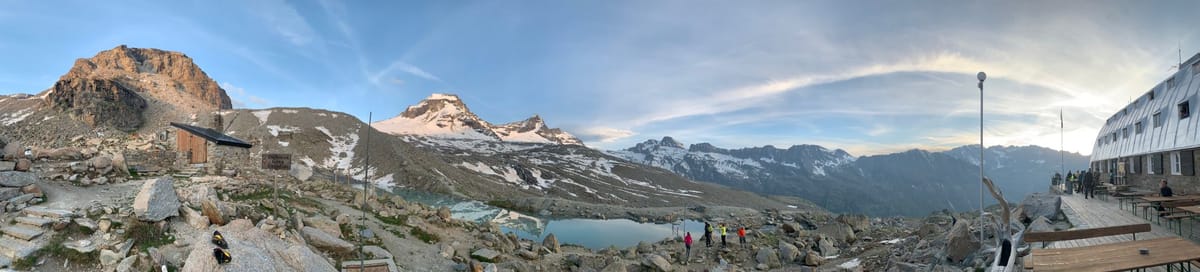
2;108;33;126
280;109;298;114
880;238;904;245
252;110;272;125
266;125;299;137
373;173;395;188
278;141;289;147
428;93;459;101
838;258;860;269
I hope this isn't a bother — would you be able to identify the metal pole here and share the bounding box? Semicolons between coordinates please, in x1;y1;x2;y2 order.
977;72;986;243
360;112;372;270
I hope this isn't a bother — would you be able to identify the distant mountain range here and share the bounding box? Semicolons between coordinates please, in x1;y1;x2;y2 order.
610;137;1089;216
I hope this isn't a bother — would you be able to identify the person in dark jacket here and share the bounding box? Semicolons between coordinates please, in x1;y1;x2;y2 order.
1156;179;1174;214
703;222;712;247
1082;170;1094;199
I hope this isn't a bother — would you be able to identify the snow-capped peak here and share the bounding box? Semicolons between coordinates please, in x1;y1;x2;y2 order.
372;94;583;145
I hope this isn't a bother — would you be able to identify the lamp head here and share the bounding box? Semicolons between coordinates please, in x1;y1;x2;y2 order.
977;71;987;82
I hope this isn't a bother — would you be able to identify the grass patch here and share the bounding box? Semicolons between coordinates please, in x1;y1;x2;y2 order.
230;190;274;201
14;223;99;269
124;220;175;251
373;213;409;226
409;226;440;244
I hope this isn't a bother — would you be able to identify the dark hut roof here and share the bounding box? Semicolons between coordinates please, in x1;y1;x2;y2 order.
169;122;252;148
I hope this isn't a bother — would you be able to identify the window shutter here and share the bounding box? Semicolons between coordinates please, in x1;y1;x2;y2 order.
1154;153;1165;175
1183;150;1195;176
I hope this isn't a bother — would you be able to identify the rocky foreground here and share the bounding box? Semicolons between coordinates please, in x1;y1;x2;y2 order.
0;136;1074;272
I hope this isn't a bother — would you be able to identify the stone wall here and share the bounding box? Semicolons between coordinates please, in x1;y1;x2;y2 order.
208;143;250;174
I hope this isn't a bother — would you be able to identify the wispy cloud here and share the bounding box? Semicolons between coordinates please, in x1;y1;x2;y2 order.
371;60;441;83
575;127;636;144
221;82;271;108
250;0;317;46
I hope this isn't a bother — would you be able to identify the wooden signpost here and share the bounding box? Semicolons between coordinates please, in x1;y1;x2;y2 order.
261;153;292;209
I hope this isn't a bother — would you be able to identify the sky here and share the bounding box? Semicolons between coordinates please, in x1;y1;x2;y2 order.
1;0;1199;156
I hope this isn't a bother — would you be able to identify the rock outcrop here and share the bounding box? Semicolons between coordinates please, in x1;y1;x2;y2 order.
60;45;231;109
181;219;336;272
44;78;148;132
132;177;181;221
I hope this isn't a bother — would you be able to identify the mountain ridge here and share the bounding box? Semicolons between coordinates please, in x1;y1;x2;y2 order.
611;136;1088;216
373;93;583;145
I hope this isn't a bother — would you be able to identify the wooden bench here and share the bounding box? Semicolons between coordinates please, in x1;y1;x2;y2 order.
1022;223;1153;270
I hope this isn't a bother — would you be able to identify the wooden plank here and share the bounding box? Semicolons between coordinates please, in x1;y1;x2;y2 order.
1030;237;1200;272
1024;224;1151;243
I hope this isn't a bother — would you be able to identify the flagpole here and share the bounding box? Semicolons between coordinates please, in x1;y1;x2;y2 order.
977;72;986;243
1060;109;1065;191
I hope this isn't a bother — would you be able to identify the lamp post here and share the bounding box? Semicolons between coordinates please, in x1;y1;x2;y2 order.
977;71;986;243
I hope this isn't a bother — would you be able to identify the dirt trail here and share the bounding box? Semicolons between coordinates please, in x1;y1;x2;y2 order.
37;179;144;211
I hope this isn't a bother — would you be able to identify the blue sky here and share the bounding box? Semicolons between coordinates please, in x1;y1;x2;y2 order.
2;0;1199;155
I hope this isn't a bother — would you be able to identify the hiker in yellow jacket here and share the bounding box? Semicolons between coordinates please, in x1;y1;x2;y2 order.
719;223;728;248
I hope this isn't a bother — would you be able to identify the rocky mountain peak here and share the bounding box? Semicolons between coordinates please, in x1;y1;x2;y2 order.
659;136;685;148
61;45;232;109
40;45;233;132
374;94;582;145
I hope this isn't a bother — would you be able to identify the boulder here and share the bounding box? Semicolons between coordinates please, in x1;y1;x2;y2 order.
542;233;561;254
2;141;21;160
815;222;856;243
641;254;671;272
438;206;452;222
181;219;336;272
0;171;37;187
14;159;31;171
943;221;979;264
301;226;354;254
1019;193;1063;222
69;161;88;173
288;163;312;181
755;247;781;269
111;153;128;176
201;200;226;225
1028;216;1054;233
517;249;539;260
636;241;653;254
471;248;501;262
781;222;803;235
180;184;218;206
836;214;870;233
20;184;42;197
91;155;113;169
818;235;839;257
778;241;800;263
643;255;672;272
182;207;209;229
803;249;824;266
132;177;181;221
303;215;342;238
116;255;137;272
0;161;13;171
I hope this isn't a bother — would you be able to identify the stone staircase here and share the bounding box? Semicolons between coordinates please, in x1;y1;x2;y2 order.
0;206;72;268
173;164;206;179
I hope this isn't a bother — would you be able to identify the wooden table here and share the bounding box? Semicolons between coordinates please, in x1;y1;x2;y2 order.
1140;195;1200;203
1029;237;1200;271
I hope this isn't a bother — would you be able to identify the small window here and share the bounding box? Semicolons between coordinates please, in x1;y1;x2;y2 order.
1192;60;1200;75
1171;152;1182;175
1167;77;1177;89
1113;132;1119;142
1150;89;1156;100
1123;127;1129;138
1154;112;1163;127
1180;101;1191;119
1135;122;1144;134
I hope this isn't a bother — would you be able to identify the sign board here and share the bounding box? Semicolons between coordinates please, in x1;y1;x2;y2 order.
261;153;292;170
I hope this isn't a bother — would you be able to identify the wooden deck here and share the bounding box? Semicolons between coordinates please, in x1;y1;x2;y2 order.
1023;193;1200;271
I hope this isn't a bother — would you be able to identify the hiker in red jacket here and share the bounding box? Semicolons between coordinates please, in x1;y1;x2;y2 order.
683;232;693;264
737;226;747;248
